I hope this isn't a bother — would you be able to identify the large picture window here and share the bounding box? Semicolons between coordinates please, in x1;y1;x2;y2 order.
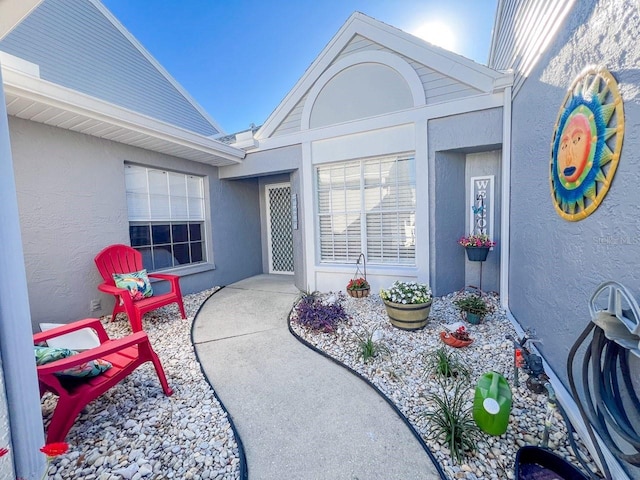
125;164;206;271
317;154;415;265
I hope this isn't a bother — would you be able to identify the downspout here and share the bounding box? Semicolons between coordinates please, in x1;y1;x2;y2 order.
0;63;46;479
499;85;511;309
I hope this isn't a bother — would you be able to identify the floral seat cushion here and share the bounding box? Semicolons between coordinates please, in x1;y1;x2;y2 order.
34;346;112;378
112;269;153;301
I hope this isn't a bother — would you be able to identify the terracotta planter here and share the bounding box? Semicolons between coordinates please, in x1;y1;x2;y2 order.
440;331;473;348
465;246;490;262
347;287;370;298
383;299;431;330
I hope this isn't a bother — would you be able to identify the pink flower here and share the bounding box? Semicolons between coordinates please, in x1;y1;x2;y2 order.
457;234;497;248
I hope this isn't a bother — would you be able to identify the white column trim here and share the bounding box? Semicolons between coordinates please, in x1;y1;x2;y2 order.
0;62;46;479
414;121;430;284
301;142;317;291
500;86;512;307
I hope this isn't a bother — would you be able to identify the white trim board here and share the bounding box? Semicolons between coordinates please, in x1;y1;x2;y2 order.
252;92;505;154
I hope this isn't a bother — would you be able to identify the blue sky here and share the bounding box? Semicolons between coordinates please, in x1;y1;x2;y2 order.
102;0;498;134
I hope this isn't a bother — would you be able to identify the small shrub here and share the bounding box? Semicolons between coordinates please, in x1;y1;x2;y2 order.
354;329;389;362
454;294;488;316
294;296;347;332
424;379;480;463
424;346;470;379
296;288;322;305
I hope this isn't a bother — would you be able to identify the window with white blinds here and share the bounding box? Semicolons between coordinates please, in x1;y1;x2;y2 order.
125;164;206;271
317;154;416;265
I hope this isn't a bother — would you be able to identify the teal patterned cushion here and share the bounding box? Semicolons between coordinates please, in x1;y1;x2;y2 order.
112;269;153;301
57;358;112;378
34;346;112;378
34;346;75;365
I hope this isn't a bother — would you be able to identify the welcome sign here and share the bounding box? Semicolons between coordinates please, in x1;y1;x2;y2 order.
469;175;494;239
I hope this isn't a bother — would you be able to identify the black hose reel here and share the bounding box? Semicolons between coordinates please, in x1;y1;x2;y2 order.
567;281;640;479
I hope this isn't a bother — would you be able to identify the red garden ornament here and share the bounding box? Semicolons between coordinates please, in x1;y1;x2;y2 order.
440;326;474;348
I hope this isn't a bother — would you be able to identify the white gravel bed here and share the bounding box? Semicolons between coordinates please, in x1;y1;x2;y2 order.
290;292;599;480
42;288;241;480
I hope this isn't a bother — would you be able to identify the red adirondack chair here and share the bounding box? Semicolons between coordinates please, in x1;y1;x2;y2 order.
94;244;187;332
34;318;173;442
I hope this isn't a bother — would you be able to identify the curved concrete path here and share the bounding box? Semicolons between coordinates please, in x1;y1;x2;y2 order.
193;274;442;480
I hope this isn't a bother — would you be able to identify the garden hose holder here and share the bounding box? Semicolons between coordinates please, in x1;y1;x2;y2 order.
505;332;545;392
566;281;640;480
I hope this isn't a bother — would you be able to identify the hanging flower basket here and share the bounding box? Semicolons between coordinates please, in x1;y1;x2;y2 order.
347;285;370;298
458;234;496;262
346;253;370;298
465;247;490;262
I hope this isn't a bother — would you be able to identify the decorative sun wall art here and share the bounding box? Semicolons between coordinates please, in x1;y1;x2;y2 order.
549;65;624;221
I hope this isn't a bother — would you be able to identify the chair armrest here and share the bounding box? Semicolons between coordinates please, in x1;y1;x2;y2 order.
148;273;179;282
33;318;110;344
37;331;149;376
97;283;129;296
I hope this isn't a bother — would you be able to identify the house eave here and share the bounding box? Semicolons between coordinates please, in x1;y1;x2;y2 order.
1;64;245;166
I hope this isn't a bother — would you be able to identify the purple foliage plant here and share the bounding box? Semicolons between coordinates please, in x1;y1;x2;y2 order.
294;295;347;333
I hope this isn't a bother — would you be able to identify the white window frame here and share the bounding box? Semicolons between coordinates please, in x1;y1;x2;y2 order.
124;163;209;272
316;153;416;266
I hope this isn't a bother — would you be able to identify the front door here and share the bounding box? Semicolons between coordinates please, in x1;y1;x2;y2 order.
266;183;294;274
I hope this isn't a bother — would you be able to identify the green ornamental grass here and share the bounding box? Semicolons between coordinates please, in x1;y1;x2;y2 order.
354;328;389;363
424;379;480;463
424;346;470;379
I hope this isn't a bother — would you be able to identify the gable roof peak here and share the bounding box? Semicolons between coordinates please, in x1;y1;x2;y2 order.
257;10;509;139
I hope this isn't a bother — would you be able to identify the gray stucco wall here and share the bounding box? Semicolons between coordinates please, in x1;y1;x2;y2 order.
432;151;466;295
9;117;261;330
508;0;640;397
427;108;503;295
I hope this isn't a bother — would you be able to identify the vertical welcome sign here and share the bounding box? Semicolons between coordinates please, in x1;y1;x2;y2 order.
469;175;494;240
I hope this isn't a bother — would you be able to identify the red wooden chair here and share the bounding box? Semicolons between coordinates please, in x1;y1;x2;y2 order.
34;318;173;442
94;244;187;332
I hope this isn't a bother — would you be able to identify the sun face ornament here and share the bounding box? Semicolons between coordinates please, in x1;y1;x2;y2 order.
550;65;624;221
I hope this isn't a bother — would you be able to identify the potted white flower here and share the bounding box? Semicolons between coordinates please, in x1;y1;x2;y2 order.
380;281;433;330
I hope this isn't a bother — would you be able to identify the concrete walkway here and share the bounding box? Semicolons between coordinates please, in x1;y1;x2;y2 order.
192;274;442;480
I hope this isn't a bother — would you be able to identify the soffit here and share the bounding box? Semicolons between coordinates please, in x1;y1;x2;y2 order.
2;67;244;166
